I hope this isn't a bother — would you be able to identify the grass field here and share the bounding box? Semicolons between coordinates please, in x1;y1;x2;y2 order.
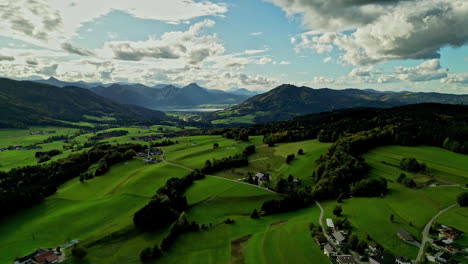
215;139;331;186
320;145;468;259
0;160;188;263
0;127;80;171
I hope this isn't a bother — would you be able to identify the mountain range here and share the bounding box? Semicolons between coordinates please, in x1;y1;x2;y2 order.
32;77;253;110
90;83;251;110
0;78;167;128
208;84;468;124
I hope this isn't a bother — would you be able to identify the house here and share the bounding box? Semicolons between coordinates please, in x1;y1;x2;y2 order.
323;243;336;257
34;250;59;264
254;172;271;182
14;249;60;264
396;228;413;241
333;231;346;245
439;226;461;240
426;251;448;264
368;241;379;252
143;157;156;164
326;218;335;229
395;256;411;264
369;255;383;264
336;255;355;264
292;178;302;184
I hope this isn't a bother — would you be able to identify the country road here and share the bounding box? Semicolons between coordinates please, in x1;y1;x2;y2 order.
415;203;458;262
161;152;279;194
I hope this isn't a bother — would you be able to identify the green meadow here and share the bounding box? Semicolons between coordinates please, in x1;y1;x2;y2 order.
320;145;468;259
0;127;79;171
215;139;331;185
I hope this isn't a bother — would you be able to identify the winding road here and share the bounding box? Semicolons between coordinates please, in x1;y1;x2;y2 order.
415;203;457;262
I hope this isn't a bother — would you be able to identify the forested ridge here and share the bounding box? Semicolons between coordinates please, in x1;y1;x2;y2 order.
208;103;468;199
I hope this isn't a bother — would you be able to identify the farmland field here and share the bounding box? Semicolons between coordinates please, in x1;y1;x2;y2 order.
320;145;468;259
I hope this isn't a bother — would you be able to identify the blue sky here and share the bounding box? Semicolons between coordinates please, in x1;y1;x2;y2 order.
0;0;467;93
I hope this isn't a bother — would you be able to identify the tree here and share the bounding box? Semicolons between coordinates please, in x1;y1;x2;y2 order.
288;174;294;182
250;209;259;219
286;154;295;164
333;205;342;217
275;179;287;193
71;246;87;260
298;149;304;155
79;174;85;183
152;245;162;258
397;173;407;183
140;247;153;262
348;234;358;250
204;160;212;169
213;143;219;149
457;192;468;207
356;240;367;254
337;193;344;203
402;177;416;188
390;214;394;223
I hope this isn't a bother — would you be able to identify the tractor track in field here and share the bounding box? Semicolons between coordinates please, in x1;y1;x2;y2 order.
161;152;279;195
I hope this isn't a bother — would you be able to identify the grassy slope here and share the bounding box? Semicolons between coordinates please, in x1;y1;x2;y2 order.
155;176;327;264
0;160;188;263
320;145;468;259
215;139;331;186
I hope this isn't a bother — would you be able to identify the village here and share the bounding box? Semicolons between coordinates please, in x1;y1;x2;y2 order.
316;216;466;264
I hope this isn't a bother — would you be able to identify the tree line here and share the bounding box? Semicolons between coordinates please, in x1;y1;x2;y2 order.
0;143;144;219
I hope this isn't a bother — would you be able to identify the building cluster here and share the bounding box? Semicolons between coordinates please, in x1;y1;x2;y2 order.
0;145;42;152
29;131;56;135
134;148;163;164
132;134;164;142
320;219;420;264
426;224;465;263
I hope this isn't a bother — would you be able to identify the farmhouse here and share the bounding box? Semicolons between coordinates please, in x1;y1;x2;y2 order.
326;218;335;229
254;172;271;182
396;228;413;241
332;231;346;245
439;226;461;241
14;249;61;264
336;255;355;264
323;243;336;257
369;255;383;264
368;241;379;252
395;256;411;264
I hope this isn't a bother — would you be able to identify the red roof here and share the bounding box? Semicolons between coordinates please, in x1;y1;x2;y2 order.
34;250;58;263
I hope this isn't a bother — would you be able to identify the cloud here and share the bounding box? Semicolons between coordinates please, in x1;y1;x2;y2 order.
249;32;263;36
0;0;227;48
0;54;15;61
442;73;468;84
323;57;332;63
61;43;96;56
105;19;223;64
26;58;38;65
377;75;400;83
244;49;268;55
274;0;468;65
395;59;448;82
349;66;374;77
312;76;335;84
279;61;290;65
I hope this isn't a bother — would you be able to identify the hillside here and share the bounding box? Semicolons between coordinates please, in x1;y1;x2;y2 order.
209;84;468;124
0;78;167;128
91;83;251;110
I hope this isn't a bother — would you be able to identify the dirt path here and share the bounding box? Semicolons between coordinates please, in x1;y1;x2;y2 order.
161;152;279;195
415;203;457;262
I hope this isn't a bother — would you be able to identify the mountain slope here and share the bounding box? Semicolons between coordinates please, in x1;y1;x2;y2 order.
33;77;103;89
0;78;167;127
209;84;468;124
91;83;251;109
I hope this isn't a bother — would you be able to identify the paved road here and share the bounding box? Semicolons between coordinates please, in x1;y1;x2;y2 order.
161;152;279;194
415;203;457;262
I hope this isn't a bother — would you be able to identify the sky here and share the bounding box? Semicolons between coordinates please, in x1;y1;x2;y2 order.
0;0;467;93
